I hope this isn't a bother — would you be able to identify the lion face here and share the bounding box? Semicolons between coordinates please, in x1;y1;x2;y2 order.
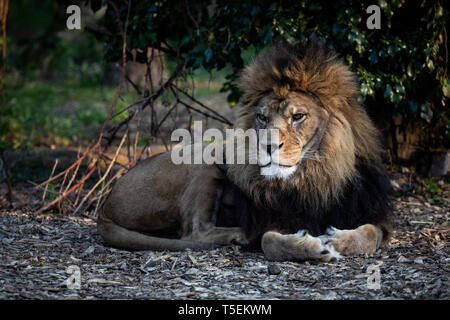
253;91;329;180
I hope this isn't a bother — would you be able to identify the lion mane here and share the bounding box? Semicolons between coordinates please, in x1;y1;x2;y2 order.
217;41;392;246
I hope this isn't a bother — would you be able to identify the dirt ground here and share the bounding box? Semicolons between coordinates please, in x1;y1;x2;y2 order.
0;173;449;300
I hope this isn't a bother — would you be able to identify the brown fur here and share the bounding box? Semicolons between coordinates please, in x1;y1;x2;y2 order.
97;41;391;262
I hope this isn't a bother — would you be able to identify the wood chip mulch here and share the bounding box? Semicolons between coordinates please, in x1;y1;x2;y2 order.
0;178;448;300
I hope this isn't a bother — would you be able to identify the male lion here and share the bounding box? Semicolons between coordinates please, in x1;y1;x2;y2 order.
98;42;392;262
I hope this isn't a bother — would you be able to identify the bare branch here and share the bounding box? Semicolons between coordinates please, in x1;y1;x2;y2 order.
73;129;129;215
173;84;233;126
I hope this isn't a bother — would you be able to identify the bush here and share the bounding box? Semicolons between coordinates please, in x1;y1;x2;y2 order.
93;0;448;161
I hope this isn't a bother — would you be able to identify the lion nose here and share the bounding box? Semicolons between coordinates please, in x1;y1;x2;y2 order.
264;142;284;155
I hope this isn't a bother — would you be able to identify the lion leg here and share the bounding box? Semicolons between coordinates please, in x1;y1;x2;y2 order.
185;225;248;246
261;230;340;262
179;171;248;246
324;223;387;256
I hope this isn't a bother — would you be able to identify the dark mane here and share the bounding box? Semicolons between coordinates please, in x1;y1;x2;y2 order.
216;159;393;249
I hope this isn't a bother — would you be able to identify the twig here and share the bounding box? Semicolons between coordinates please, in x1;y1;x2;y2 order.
36;166;96;214
172;84;233;125
126;131;132;163
146;46;155;95
141;61;185;110
27;181;59;195
73;129;129;215
126;74;142;95
178;100;230;124
133;131;139;162
154;101;179;135
58;167;69;213
93;191;107;219
42;159;58;202
100;1;129;147
111;97;147;119
104;61;185;151
73;183;83;208
184;0;200;35
62;159;81;196
32;138;99;193
84;23;114;37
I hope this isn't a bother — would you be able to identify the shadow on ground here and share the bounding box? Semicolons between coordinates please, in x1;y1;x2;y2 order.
0;176;448;299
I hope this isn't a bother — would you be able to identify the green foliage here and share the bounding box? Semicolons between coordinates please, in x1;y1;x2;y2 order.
421;179;444;206
94;0;449;153
1;0;108;152
7;0;89;76
1;82;133;150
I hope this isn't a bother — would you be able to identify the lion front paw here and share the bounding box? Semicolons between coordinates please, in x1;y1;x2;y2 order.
262;230;340;262
325;226;339;236
323;224;382;256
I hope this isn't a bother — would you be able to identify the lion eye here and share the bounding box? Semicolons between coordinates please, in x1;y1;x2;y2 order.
257;113;267;123
292;113;305;121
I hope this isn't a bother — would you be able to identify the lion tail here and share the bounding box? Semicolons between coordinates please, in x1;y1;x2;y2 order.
97;214;216;251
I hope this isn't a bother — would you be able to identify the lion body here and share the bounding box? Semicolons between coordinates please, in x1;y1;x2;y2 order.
98;41;393;261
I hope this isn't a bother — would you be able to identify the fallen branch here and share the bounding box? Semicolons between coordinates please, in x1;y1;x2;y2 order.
73;129;128;215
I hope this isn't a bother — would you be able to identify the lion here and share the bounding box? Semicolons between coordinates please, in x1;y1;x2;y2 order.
97;41;392;262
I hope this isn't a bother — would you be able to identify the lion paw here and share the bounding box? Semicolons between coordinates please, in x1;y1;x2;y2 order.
262;230;340;262
325;226;339;236
322;225;381;256
296;229;308;237
317;240;341;262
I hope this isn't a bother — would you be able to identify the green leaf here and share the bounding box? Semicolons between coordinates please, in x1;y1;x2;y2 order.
408;101;419;113
205;48;213;63
406;64;414;77
384;84;393;99
442;79;450;96
392;93;402;104
361;83;369;96
369;51;378;64
395;83;405;95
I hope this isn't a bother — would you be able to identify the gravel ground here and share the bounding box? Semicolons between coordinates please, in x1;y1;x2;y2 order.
0;176;449;300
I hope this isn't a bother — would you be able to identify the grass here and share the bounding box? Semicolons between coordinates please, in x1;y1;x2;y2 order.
3;81;139;149
2;51;252;151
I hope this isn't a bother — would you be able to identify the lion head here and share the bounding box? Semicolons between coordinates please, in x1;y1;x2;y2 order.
226;41;385;211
